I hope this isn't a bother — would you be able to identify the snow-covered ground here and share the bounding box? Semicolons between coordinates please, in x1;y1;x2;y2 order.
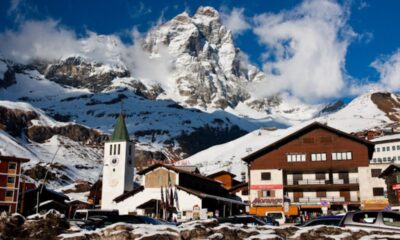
59;219;400;240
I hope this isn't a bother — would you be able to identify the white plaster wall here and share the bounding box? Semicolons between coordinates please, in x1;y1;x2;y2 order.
326;191;340;198
302;173;316;180
358;165;389;201
250;169;283;204
288;192;294;202
350;191;359;201
303;192;316;198
112;188;202;215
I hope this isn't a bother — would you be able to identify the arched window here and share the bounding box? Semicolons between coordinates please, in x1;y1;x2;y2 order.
113;144;116;155
118;144;121;155
110;145;113;155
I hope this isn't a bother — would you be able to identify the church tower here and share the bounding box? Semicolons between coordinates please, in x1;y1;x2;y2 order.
101;113;135;210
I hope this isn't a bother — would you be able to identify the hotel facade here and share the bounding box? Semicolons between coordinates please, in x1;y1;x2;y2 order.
243;122;388;216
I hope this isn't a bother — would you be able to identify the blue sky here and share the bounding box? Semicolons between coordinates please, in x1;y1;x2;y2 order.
1;0;400;102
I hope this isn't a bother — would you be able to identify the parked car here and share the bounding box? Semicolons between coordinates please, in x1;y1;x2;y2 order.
262;216;280;226
73;209;119;220
339;211;400;232
265;211;286;225
296;216;343;227
81;215;165;230
218;215;269;226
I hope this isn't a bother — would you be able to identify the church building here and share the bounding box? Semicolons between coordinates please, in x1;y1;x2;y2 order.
101;114;245;220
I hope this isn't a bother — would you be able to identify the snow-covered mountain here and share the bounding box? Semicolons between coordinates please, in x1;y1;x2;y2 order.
178;92;400;178
1;6;399;188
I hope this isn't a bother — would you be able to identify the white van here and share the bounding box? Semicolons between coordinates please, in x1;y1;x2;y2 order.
265;211;286;225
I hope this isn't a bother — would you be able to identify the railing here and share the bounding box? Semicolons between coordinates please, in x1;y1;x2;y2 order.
286;178;358;185
298;196;345;203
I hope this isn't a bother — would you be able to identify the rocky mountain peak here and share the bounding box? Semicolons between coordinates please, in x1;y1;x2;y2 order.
194;6;220;19
141;6;264;109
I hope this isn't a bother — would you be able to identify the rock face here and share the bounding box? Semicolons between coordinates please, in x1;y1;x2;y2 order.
370;92;400;121
0;106;38;137
0;105;106;145
142;6;265;109
39;57;130;93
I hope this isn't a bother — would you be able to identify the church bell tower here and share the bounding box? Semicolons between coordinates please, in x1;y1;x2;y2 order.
101;113;135;210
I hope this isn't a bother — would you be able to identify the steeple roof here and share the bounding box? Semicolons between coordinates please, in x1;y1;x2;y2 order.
110;113;130;142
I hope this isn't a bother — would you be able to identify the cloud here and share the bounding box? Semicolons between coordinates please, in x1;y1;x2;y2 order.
371;50;400;91
0;20;81;63
250;0;355;103
221;8;250;35
0;19;173;89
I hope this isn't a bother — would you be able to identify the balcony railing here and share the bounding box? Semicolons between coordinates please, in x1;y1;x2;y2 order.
298;197;345;203
287;178;358;185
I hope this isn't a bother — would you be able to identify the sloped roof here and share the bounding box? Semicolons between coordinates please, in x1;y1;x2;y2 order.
113;186;144;203
242;122;375;163
228;182;248;193
379;164;400;178
207;170;236;178
371;133;400;143
110;113;130;142
137;163;217;184
0;155;30;162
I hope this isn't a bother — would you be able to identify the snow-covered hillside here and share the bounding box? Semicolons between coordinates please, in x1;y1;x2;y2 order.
178;92;397;178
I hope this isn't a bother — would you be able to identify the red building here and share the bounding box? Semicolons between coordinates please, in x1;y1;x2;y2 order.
0;155;29;213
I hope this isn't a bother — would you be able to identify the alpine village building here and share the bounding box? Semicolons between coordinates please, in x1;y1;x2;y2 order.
101;114;245;220
0;155;29;213
242;122;390;217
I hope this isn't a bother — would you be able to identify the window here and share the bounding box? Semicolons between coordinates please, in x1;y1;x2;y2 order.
287;153;306;162
109;145;112;155
316;173;326;180
260;190;275;197
332;152;352;160
117;144;120;155
382;212;400;227
371;169;382;177
376;147;380;152
8;162;16;170
5;190;13;198
387;146;390;151
373;187;384;196
311;153;326;161
398;156;400;161
7;177;14;184
383;157;387;162
382;147;386;152
397;145;400;150
129;145;132;156
241;172;246;181
261;172;271;180
113;144;116;155
393;146;396;151
352;212;378;224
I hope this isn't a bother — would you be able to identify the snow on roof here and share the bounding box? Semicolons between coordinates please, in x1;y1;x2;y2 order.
371;133;400;143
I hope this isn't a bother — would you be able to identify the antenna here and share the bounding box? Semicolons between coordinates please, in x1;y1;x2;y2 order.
120;99;125;116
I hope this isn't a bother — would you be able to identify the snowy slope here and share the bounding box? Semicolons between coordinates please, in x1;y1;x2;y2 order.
0;102;103;188
320;92;392;132
178;92;395;177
